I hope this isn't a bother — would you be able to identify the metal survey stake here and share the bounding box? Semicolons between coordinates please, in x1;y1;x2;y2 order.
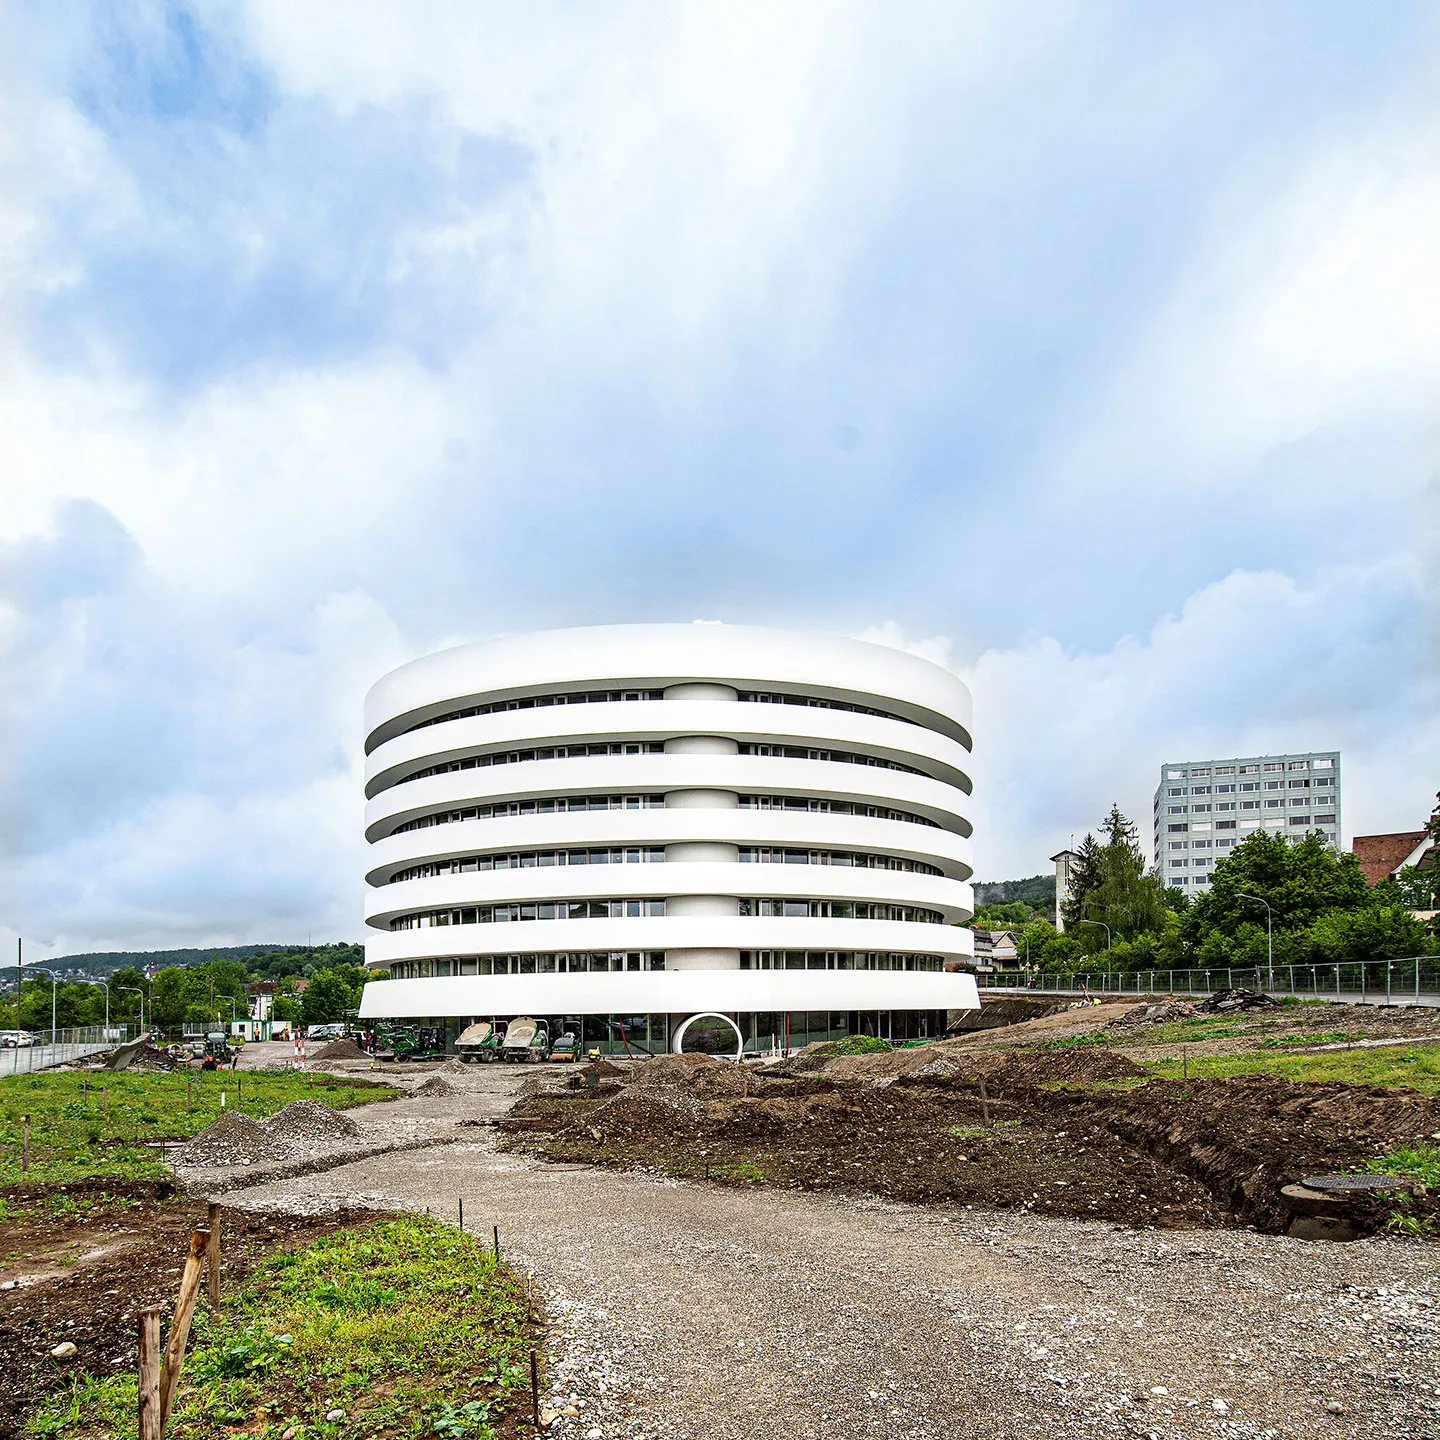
493;1224;500;1261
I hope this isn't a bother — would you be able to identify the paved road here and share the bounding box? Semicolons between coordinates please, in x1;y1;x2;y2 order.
224;1072;1440;1440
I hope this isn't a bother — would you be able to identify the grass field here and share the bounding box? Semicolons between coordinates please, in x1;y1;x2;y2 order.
24;1214;536;1440
1141;1043;1440;1091
0;1070;399;1186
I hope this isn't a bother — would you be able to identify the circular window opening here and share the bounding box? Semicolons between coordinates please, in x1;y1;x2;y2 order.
672;1012;743;1061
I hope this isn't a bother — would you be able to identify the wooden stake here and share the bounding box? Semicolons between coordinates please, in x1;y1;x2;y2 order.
206;1203;222;1306
137;1308;162;1440
493;1225;500;1262
103;1086;108;1118
159;1227;210;1430
530;1350;540;1430
1183;1044;1188;1081
979;1077;991;1126
21;1115;29;1172
458;1196;464;1231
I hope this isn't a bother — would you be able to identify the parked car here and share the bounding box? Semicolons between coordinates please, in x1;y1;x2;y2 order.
306;1022;347;1040
0;1030;36;1049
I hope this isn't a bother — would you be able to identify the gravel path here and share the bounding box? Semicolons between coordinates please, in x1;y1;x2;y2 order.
218;1071;1440;1440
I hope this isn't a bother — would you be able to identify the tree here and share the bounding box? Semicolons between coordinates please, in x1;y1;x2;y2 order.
1016;918;1083;972
300;967;365;1026
1295;905;1436;966
1062;806;1167;955
1059;833;1102;935
1184;830;1375;963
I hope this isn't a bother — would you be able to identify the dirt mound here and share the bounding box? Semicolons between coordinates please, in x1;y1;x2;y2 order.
312;1038;367;1060
564;1087;707;1141
174;1112;288;1167
960;1048;1147;1087
412;1074;458;1097
629;1053;751;1098
1199;988;1279;1013
263;1100;361;1145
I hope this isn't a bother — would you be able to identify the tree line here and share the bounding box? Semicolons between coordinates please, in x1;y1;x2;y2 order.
0;944;375;1034
989;802;1438;973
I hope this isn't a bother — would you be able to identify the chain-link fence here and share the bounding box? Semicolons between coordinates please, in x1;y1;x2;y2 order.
0;1025;142;1076
980;956;1440;1004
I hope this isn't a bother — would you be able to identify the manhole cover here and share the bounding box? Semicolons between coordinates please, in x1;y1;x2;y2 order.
1301;1173;1408;1192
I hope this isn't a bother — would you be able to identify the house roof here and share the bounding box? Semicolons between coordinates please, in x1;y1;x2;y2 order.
1353;831;1429;886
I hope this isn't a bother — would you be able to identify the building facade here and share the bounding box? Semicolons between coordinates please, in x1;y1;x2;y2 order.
1152;751;1341;894
358;623;979;1054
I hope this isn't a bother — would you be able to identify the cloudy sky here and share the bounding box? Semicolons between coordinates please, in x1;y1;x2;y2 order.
3;1;1437;959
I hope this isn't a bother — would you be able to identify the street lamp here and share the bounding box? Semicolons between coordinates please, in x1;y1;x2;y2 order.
1236;892;1273;988
117;986;146;1037
1077;920;1112;984
27;968;61;1045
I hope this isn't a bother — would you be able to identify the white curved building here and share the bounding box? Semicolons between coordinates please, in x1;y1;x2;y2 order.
358;623;979;1055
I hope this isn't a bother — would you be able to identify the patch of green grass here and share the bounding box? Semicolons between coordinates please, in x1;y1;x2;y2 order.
944;1122;1020;1138
713;1159;767;1184
24;1214;535;1440
1256;1031;1362;1049
1132;1018;1248;1044
1039;1031;1111;1051
1141;1045;1440;1091
805;1035;894;1056
1361;1144;1440;1238
0;1071;398;1185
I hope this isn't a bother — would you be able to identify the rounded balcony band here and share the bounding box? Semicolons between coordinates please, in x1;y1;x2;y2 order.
358;622;979;1054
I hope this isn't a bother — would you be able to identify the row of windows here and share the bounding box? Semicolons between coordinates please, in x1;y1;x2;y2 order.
393;795;667;835
1171;797;1338;815
393;899;671;930
386;949;946;978
391;895;946;930
739;794;940;828
738;847;943;875
391;848;666;882
408;691;667;734
389;792;945;839
739;951;945;972
404;686;919;740
389;951;667;978
407;741;666;783
1164;758;1335;780
1168;817;1335;833
737;691;914;725
736;899;944;922
1165;777;1336;799
736;743;925;777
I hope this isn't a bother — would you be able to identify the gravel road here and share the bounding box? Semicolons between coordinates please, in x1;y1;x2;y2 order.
220;1069;1440;1440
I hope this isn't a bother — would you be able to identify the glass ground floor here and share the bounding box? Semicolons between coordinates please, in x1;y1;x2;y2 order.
365;1008;950;1057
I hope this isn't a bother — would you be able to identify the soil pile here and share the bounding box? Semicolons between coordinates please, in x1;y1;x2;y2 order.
1199;988;1279;1013
629;1053;751;1099
313;1037;367;1060
174;1112;288;1167
413;1074;458;1098
263;1099;362;1146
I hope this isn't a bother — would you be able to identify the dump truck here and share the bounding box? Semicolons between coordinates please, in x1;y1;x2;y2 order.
455;1021;505;1064
500;1016;551;1062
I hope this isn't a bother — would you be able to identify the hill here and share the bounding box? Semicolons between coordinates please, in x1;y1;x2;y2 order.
972;875;1054;909
1;943;364;982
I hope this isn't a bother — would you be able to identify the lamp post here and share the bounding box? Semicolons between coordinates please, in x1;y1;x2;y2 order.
118;986;145;1037
98;981;110;1030
1236;892;1273;990
1077;920;1112;986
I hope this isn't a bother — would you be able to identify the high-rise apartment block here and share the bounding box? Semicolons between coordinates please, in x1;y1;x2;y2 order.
1153;751;1341;893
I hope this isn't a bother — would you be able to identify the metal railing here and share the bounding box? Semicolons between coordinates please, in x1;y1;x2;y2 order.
0;1024;141;1076
980;957;1440;1005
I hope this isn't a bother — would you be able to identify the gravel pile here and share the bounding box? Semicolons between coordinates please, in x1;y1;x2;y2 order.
174;1112;289;1166
413;1074;459;1098
265;1100;362;1145
312;1038;367;1060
